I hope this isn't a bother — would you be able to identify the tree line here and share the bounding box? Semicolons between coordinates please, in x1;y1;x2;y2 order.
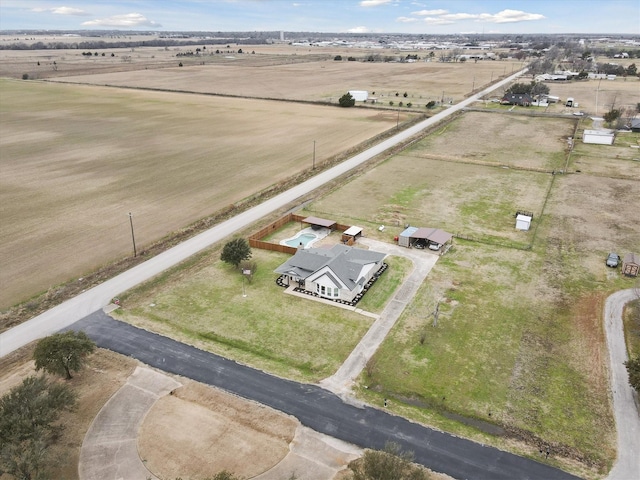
0;38;268;51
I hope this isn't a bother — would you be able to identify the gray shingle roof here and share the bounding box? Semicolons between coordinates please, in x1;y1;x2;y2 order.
274;245;386;289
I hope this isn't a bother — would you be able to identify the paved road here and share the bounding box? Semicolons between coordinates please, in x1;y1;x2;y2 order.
0;68;526;358
69;311;580;480
603;289;640;480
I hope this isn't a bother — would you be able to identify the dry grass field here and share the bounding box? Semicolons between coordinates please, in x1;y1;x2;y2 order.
46;57;520;106
139;380;297;479
295;111;639;476
0;38;523;105
0;43;522;311
537;77;640;115
0;78;405;309
304;112;572;245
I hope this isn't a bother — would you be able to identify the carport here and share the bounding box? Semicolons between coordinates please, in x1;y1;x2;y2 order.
302;216;337;231
398;226;452;249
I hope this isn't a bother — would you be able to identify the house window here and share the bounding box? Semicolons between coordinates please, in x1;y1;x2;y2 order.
316;284;338;298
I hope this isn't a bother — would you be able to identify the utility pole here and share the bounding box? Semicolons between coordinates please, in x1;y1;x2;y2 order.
128;212;137;257
313;140;316;169
396;111;399;129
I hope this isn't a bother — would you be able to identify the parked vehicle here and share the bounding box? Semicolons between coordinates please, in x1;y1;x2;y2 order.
606;253;620;268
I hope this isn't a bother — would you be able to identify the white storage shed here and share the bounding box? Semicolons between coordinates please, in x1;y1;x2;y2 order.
348;90;369;101
515;214;532;231
583;129;615;145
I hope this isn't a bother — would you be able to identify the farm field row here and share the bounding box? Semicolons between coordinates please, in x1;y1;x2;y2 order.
0;78;407;309
113;109;639;478
46;58;520;106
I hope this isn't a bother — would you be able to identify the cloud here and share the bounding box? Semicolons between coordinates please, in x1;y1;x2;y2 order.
423;17;454;25
31;6;89;16
440;13;479;21
477;9;545;23
82;13;160;27
396;16;418;23
360;0;392;7
348;26;370;33
402;8;545;25
412;9;448;16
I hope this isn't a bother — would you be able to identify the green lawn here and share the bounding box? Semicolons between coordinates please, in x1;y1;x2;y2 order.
356;255;412;313
624;299;640;358
114;248;404;382
360;236;623;476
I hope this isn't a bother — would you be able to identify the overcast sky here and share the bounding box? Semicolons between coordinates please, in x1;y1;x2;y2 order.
1;0;638;35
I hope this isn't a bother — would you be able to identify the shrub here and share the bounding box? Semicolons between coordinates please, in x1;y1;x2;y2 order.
339;92;356;107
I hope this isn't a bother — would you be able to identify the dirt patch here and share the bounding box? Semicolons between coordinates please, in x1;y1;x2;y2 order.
407;111;574;171
138;380;297;479
0;78;404;310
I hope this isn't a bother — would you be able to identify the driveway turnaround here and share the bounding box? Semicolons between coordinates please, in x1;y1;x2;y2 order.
253;426;362;480
0;68;526;359
69;311;581;480
79;366;181;480
604;289;640;480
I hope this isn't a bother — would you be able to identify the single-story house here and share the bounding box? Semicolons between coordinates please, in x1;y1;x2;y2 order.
398;226;452;250
583;129;615;145
622;253;639;277
501;93;533;106
535;73;568;82
274;244;386;302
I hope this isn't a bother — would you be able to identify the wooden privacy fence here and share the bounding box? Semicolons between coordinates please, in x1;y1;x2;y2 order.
250;239;297;255
249;213;352;254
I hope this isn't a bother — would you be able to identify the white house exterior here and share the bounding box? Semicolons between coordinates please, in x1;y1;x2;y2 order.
274;244;386;303
583;129;615;145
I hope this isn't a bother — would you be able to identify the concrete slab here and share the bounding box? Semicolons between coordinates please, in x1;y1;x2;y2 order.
253;425;361;480
79;366;182;480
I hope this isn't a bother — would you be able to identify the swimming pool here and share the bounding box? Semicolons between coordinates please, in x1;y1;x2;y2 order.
284;232;318;248
281;227;329;249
